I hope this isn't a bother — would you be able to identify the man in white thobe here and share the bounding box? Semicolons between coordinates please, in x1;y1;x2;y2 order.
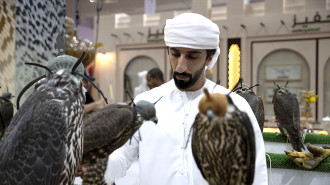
104;13;268;185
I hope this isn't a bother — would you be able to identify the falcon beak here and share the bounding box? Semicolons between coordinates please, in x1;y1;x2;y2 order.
206;107;215;122
151;117;158;124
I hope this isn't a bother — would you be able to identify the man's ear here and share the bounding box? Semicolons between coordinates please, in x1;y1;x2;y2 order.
206;54;214;66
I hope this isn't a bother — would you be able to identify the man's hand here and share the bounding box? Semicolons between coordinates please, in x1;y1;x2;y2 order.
84;99;107;114
285;143;330;169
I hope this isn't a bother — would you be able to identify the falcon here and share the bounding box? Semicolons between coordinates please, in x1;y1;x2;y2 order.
191;88;255;185
0;53;107;185
79;98;159;185
233;79;265;132
273;82;305;152
0;88;14;137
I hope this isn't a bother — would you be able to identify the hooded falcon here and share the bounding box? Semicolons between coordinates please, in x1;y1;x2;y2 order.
273;82;305;152
191;88;255;185
233;79;265;132
0;88;15;137
0;53;107;185
79;98;158;185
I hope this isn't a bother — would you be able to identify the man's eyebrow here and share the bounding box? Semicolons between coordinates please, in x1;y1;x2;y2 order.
187;51;202;54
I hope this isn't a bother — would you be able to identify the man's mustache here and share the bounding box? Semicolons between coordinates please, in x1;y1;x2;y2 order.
173;72;191;78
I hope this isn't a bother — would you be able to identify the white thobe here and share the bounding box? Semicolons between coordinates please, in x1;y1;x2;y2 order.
105;79;268;185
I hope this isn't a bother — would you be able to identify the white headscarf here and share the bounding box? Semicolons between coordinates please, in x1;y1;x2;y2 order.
164;13;220;70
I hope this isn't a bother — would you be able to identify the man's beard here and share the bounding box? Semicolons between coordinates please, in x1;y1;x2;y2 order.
173;64;205;90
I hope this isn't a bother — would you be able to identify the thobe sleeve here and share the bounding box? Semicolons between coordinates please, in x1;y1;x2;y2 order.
104;131;140;183
104;92;153;183
232;95;269;185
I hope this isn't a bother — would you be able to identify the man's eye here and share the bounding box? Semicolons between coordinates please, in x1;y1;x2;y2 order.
188;55;198;60
171;53;180;57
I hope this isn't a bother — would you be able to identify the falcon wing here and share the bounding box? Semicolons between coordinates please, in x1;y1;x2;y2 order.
240;111;256;185
0;99;14;136
82;104;135;164
192;105;256;185
273;92;304;151
239;93;265;131
81;157;108;185
191;113;208;179
291;96;301;131
0;93;67;185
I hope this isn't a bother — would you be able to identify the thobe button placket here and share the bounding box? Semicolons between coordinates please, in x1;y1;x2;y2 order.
178;170;186;176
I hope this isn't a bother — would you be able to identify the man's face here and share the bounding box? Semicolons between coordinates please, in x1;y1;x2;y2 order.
82;79;89;89
146;73;158;89
169;47;211;91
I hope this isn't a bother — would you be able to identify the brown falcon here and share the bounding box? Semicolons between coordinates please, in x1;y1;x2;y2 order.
0;88;15;137
0;53;107;185
273;82;305;152
79;98;158;185
191;88;255;185
233;79;265;132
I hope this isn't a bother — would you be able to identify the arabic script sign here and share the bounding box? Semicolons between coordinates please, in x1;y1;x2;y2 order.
292;11;330;28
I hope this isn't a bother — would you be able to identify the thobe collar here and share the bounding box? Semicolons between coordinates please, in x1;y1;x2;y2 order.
174;80;209;101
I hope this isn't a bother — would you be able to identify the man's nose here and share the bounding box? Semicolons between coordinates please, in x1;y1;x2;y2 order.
176;56;187;73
